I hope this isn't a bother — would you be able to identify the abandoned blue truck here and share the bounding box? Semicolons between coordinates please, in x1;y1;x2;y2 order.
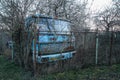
25;14;76;63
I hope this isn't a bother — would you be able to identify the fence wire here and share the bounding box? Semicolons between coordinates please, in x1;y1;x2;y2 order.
1;30;120;74
74;31;120;66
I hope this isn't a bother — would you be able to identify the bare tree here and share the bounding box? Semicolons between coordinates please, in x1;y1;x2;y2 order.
0;0;90;73
34;0;89;30
94;1;120;65
0;0;37;70
94;1;120;31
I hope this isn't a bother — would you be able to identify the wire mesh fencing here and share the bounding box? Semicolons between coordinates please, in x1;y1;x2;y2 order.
6;30;120;74
72;31;120;68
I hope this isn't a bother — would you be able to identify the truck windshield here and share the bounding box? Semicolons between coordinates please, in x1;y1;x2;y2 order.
37;18;71;34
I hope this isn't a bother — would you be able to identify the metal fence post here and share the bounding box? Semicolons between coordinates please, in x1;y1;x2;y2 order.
95;30;99;65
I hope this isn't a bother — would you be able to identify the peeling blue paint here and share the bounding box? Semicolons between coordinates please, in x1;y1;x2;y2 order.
26;14;76;63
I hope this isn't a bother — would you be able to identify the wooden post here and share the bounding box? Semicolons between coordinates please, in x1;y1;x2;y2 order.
37;27;40;56
33;24;37;75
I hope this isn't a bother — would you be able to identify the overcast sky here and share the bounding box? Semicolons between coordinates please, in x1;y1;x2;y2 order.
88;0;112;12
84;0;113;29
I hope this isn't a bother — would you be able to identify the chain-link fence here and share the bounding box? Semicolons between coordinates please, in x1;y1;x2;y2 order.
1;29;120;74
72;31;120;68
98;31;120;65
35;31;120;74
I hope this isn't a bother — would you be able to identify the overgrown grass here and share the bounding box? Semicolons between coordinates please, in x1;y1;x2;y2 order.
0;55;34;80
1;55;120;80
38;65;120;80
